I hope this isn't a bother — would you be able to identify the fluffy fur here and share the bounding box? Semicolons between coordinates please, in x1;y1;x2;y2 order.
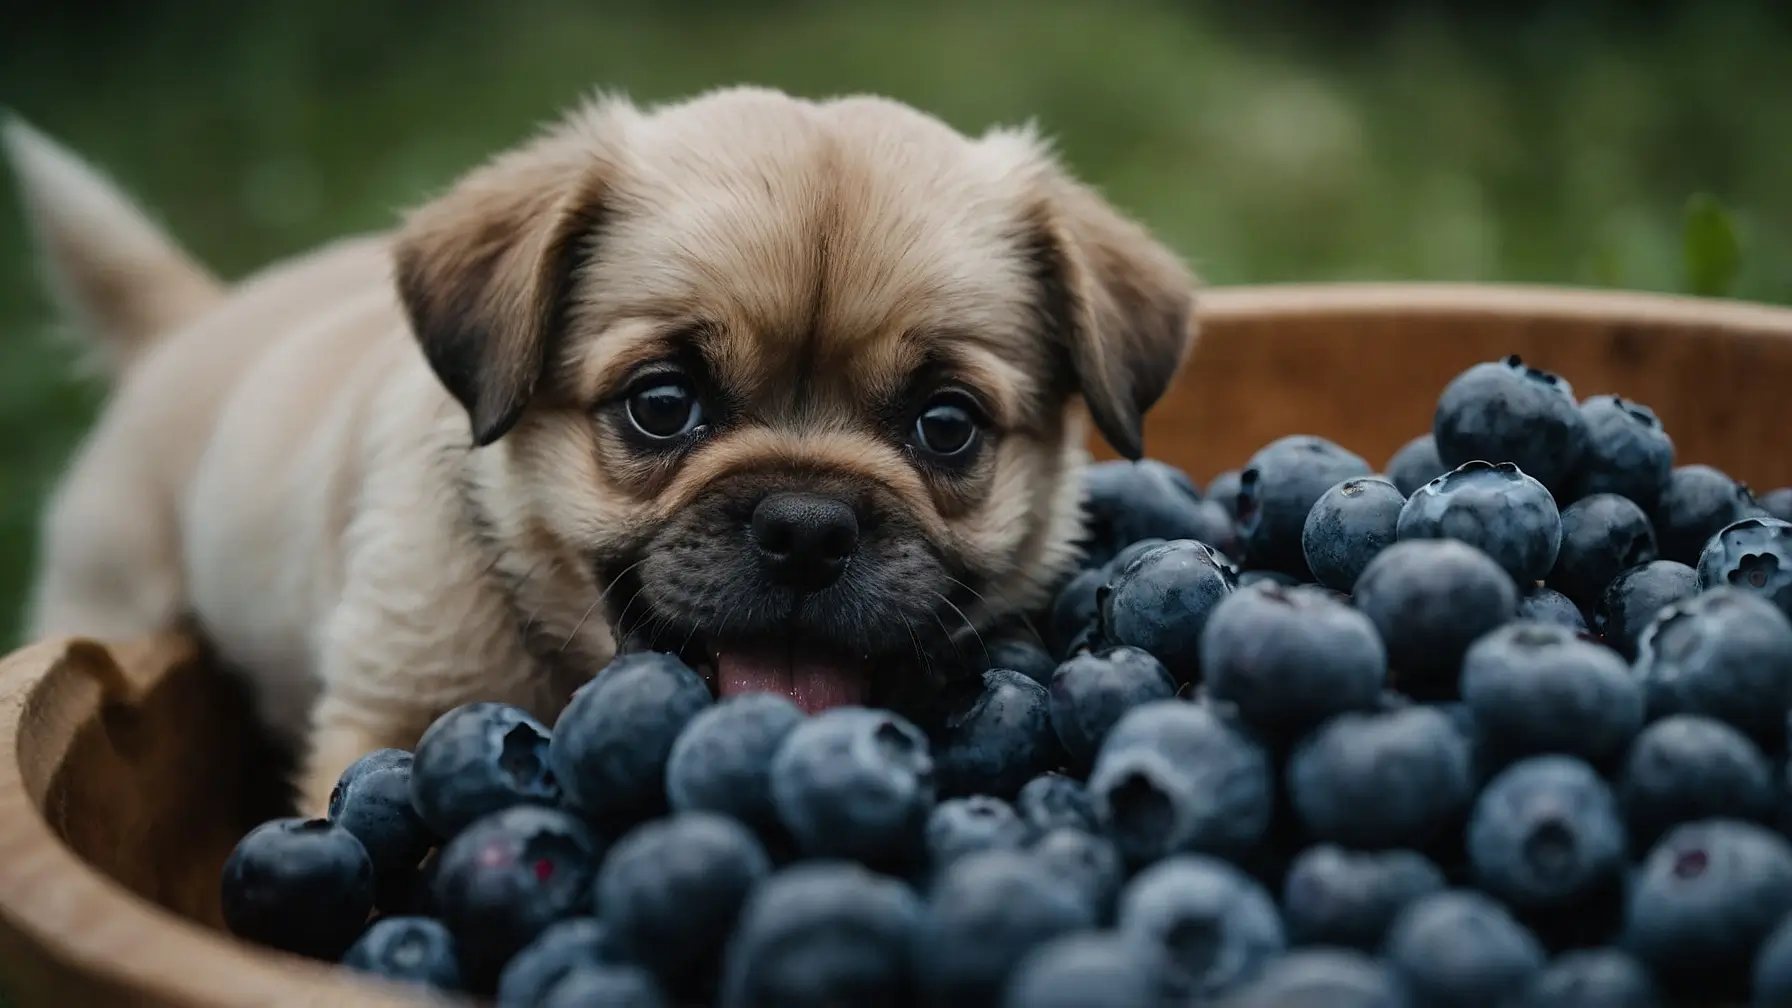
4;87;1197;814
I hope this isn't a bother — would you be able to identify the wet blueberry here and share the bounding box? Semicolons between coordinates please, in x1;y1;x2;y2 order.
1280;843;1445;952
1236;435;1373;579
914;849;1097;1008
1697;516;1792;619
1302;476;1406;592
1384;889;1547;1008
549;651;711;830
1634;587;1792;748
340;915;462;993
718;862;922;1008
1288;706;1474;850
1518;587;1589;633
412;703;560;839
1596;560;1699;660
666;692;806;839
1200;580;1386;740
926;669;1059;800
1569;395;1674;511
1047;645;1177;771
1460;621;1643;768
1549;493;1658;615
1652;464;1759;566
1116;854;1286;1002
1001;930;1168;1008
1618;715;1774;851
1353;539;1519;700
1099;539;1236;685
1089;700;1274;866
221;817;375;961
770;707;936;868
1398;460;1562;587
924;796;1031;871
1467;756;1626;911
1432;354;1586;495
1387;433;1447;498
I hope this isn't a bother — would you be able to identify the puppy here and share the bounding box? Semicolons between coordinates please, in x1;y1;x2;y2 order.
4;86;1196;814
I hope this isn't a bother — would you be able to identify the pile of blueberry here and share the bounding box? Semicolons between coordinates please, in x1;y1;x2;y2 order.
220;354;1792;1008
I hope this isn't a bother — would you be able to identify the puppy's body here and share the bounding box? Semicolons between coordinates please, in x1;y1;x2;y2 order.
5;88;1195;813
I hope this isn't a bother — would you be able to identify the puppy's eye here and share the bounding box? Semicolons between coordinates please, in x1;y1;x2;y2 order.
912;393;981;459
625;379;704;440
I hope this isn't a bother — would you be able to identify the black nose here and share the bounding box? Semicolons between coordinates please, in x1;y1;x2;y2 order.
751;492;859;590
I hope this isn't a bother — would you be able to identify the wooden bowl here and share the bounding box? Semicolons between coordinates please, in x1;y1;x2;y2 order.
3;281;1792;1008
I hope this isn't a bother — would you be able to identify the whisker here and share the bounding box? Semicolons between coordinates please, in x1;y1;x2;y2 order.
600;557;650;600
558;595;603;654
946;574;1051;652
934;589;990;672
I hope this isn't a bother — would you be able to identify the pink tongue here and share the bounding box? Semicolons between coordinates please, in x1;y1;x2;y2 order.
715;653;867;714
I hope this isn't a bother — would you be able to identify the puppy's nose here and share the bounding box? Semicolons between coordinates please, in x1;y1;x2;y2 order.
751;492;859;590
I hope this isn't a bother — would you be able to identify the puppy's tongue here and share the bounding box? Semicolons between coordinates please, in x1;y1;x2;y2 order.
714;652;866;714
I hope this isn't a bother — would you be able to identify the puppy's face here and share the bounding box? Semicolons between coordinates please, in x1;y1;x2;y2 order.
393;88;1195;712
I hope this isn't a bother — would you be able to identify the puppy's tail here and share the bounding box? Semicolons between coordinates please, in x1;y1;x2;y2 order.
2;114;223;375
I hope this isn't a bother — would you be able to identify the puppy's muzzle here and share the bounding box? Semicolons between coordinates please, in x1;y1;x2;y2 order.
750;492;859;593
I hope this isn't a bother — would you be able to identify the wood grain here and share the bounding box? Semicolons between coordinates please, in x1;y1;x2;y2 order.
1;281;1791;1007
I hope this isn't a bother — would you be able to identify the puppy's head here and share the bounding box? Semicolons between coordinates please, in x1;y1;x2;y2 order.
393;87;1195;712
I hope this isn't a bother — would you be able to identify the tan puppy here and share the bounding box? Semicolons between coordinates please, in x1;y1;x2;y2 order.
4;86;1196;814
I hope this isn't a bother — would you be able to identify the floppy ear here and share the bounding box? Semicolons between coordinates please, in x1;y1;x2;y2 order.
1024;171;1197;461
391;102;623;447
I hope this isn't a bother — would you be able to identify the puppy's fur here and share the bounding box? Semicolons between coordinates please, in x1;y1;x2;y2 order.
4;87;1196;813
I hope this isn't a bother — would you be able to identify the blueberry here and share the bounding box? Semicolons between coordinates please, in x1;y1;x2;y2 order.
594;811;770;992
1634;587;1792;748
983;636;1059;686
1089;701;1274;866
1098;539;1236;684
1237;569;1300;589
1521;947;1659;1008
1028;828;1124;923
496;917;623;1008
770;707;936;867
1548;494;1658;614
1077;459;1210;567
925;796;1031;871
1049;566;1108;658
411;703;560;839
549;651;711;829
1398;460;1562;586
1432;354;1586;495
1015;772;1098;836
1208;468;1244;520
1302;476;1406;592
1219;948;1410;1008
430;804;600;986
666;692;805;838
1288;706;1474;850
1518;587;1589;632
220;818;374;961
1116;854;1286;1002
719;861;921;1008
1384;889;1547;1008
1460;621;1642;767
914;849;1097;1008
1762;487;1792;523
328;749;435;910
1201;581;1386;739
1353;539;1519;700
1047;645;1177;770
926;669;1059;800
1001;931;1168;1008
1388;433;1448;498
1468;756;1625;911
1623;819;1792;995
1280;844;1446;951
1595;560;1699;660
1753;913;1792;1007
1698;516;1792;619
537;963;668;1008
1106;536;1171;582
1236;435;1374;579
1618;715;1774;850
340;915;462;992
1652;464;1759;565
1570;395;1675;510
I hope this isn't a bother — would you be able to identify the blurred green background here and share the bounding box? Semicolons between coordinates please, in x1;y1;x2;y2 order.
1;0;1789;648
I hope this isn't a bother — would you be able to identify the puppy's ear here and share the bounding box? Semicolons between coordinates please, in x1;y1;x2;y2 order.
392;101;624;446
1023;165;1197;461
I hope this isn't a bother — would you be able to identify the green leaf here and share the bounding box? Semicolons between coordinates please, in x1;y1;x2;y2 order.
1683;192;1742;298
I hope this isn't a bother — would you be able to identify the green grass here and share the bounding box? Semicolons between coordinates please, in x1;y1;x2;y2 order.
1;0;1790;647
